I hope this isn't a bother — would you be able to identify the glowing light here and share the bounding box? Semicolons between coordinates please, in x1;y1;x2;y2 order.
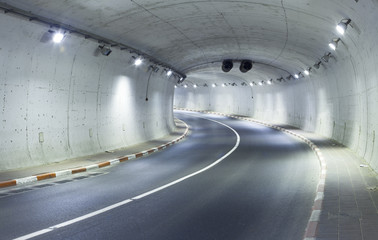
134;58;143;66
294;74;299;79
52;32;65;43
304;70;310;75
336;22;346;35
167;70;172;76
329;42;337;51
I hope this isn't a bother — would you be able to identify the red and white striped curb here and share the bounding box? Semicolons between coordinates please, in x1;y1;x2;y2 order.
175;108;326;239
0;120;189;189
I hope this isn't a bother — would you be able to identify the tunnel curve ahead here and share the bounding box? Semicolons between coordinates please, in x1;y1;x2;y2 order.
1;111;319;240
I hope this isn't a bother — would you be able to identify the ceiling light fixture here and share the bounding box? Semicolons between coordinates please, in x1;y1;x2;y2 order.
52;31;65;43
336;19;352;35
329;38;341;51
249;82;253;86
193;84;198;88
134;57;143;66
304;69;310;75
294;74;299;79
267;79;272;85
184;84;188;88
258;81;263;86
167;70;172;77
314;61;322;69
321;53;332;62
98;45;112;56
212;83;216;88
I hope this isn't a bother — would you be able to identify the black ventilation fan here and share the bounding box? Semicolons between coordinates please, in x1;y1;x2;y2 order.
222;60;233;72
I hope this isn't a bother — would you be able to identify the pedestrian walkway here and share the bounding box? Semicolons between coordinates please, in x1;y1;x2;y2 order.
0;118;188;185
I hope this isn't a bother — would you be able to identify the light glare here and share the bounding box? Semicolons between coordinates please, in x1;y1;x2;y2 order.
329;42;336;51
304;70;310;75
53;32;65;43
167;70;172;76
294;74;299;79
135;58;143;66
336;23;346;35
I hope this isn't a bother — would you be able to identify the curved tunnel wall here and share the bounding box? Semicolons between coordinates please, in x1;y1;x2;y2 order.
0;13;175;170
175;1;378;172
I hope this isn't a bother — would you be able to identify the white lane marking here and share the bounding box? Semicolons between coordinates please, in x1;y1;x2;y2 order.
14;116;240;240
133;117;240;200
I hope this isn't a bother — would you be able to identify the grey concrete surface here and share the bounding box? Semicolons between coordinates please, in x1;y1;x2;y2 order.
0;119;186;182
0;112;319;240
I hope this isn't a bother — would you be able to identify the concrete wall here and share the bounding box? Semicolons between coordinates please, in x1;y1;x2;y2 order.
174;1;378;172
0;13;175;170
174;85;254;116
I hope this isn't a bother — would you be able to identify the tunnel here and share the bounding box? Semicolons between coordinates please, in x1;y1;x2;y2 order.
0;1;378;239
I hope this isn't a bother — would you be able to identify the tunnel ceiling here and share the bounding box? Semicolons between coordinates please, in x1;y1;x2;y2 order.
0;0;352;82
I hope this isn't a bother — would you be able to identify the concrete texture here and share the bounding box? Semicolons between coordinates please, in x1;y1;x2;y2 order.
0;0;377;200
0;11;175;170
173;1;378;174
0;118;188;186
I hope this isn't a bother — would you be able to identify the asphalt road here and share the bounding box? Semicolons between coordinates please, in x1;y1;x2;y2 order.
0;111;319;240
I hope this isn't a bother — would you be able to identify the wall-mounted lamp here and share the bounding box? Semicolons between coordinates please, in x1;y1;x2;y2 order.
277;77;284;82
329;38;341;51
336;19;352;35
52;31;65;43
98;45;112;56
134;57;143;66
321;52;332;62
314;61;322;69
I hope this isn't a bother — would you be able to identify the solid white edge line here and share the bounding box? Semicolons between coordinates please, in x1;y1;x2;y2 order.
13;115;240;240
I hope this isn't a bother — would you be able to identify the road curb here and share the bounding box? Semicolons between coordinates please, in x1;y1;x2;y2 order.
175;108;326;239
0;119;189;189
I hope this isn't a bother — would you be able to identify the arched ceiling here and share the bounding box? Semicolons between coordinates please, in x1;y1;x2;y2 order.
0;0;351;82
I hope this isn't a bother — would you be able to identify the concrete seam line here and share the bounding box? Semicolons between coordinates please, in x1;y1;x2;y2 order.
0;118;189;189
13;115;239;240
175;108;326;240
